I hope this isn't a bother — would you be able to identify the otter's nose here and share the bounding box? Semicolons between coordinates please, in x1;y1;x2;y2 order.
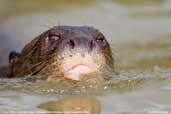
89;40;96;50
67;37;96;50
68;39;75;49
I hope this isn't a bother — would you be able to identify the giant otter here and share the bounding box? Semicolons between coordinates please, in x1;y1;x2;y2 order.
1;26;114;81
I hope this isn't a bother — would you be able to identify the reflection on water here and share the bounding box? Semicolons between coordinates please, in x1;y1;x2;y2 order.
0;0;171;114
39;96;101;114
0;68;170;113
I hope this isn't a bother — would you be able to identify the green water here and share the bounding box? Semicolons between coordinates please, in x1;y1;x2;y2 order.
0;0;171;114
114;0;163;5
117;37;171;70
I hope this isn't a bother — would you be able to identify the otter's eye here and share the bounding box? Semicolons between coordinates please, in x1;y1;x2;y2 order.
96;34;106;44
96;37;105;43
95;34;107;47
47;34;61;42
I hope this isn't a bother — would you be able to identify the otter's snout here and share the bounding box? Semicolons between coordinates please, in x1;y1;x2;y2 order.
66;37;96;51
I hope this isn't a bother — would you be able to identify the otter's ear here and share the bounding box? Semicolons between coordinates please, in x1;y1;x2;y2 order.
9;51;20;65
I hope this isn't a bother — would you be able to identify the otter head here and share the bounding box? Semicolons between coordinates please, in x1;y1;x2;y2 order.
9;26;114;81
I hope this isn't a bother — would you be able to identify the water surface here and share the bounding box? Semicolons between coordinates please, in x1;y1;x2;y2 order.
0;0;171;114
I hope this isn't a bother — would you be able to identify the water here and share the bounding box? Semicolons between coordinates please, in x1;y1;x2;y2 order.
0;0;171;114
0;69;170;113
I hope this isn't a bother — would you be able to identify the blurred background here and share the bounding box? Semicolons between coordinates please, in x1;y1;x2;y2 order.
0;0;171;70
0;1;171;113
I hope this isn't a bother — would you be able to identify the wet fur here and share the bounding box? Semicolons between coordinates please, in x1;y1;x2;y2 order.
0;26;114;80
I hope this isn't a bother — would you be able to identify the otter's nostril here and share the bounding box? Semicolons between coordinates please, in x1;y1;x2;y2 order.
89;40;96;50
69;39;75;49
